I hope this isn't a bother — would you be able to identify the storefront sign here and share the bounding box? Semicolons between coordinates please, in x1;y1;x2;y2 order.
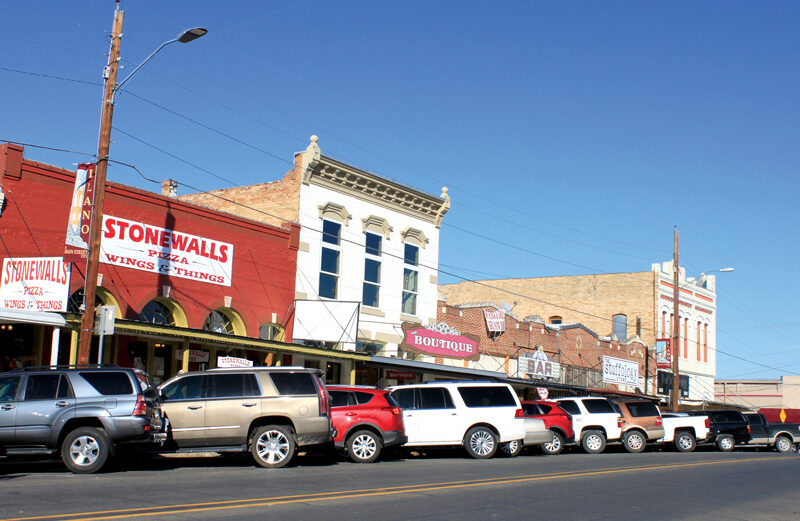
217;356;253;368
0;257;71;312
520;347;561;380
483;309;506;333
100;216;233;286
537;387;549;400
64;163;95;263
400;322;480;361
602;355;639;386
656;338;672;369
386;370;415;380
176;349;210;363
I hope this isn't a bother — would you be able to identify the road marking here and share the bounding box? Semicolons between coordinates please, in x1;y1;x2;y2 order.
1;457;788;521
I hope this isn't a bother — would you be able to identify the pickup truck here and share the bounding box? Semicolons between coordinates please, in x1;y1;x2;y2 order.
744;413;800;453
686;409;751;452
660;412;711;452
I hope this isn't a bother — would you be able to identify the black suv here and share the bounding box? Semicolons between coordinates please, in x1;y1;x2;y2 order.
0;365;165;473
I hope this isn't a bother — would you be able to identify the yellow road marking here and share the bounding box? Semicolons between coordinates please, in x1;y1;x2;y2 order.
1;457;787;521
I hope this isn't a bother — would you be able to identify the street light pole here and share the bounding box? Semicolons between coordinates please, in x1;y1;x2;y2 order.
671;228;681;411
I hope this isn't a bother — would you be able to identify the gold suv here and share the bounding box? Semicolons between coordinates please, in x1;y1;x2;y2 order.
159;367;333;468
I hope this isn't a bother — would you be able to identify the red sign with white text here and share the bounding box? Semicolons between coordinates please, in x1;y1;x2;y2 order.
400;322;480;361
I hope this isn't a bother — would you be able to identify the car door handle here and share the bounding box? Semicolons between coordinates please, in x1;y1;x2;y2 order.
241;402;257;407
187;405;203;410
345;412;357;417
450;413;457;416
55;401;69;407
1;404;14;410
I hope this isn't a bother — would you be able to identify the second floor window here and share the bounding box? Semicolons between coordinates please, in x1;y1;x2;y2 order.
402;243;419;315
612;314;627;340
362;232;381;308
319;219;341;299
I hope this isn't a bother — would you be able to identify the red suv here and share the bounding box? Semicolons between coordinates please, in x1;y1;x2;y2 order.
328;386;407;463
521;400;575;455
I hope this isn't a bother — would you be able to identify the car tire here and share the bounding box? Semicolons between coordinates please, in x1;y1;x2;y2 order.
347;430;382;463
61;427;111;474
775;435;793;454
540;430;565;456
716;434;735;452
581;430;606;454
622;430;647;453
463;426;498;459
251;425;296;468
500;439;523;457
674;431;696;452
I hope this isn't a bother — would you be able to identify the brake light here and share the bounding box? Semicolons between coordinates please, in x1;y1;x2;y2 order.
705;417;710;428
132;394;147;417
382;406;402;416
515;408;524;418
617;416;624;428
314;375;329;416
656;416;663;426
747;424;751;434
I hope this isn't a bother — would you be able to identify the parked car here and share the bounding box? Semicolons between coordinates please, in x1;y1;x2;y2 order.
554;396;623;454
158;367;333;468
327;385;406;463
520;400;575;455
0;365;165;473
686;409;751;451
612;399;665;453
388;381;526;459
744;413;800;453
660;412;711;452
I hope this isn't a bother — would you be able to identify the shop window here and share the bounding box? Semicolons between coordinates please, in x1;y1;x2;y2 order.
362;232;382;308
612;314;627;340
319;219;341;299
549;316;562;325
259;323;284;341
402;243;419;315
139;300;176;326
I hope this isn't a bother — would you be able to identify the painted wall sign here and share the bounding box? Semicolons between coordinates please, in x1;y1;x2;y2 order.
0;257;71;312
602;355;639;386
400;322;480;361
100;215;233;286
483;308;506;333
520;347;561;380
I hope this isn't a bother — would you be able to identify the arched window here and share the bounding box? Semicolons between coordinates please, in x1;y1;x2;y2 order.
139;300;177;326
549;316;562;325
204;310;235;335
612;314;627;340
259;323;284;341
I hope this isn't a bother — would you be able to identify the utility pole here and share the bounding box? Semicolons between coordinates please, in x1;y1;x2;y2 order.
77;7;124;364
671;228;681;411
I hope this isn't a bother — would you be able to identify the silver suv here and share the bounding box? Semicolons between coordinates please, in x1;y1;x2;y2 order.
0;365;165;473
158;367;333;468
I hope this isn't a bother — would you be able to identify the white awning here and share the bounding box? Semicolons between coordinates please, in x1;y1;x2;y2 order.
0;309;66;327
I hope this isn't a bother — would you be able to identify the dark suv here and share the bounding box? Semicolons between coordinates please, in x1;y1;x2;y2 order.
0;365;165;473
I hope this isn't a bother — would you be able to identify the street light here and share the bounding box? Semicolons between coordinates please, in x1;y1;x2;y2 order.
77;8;206;364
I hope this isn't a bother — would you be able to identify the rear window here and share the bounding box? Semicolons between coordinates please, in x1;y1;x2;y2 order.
209;373;259;398
25;374;61;400
354;391;374;405
625;401;660;417
330;390;352;407
557;400;581;415
458;386;516;407
538;403;553;414
419;387;455;409
522;403;541;416
710;410;744;423
270;372;318;395
583;399;616;414
389;388;414;409
80;372;133;395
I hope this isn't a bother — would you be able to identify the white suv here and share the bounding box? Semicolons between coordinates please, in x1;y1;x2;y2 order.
388;381;526;459
554;396;623;454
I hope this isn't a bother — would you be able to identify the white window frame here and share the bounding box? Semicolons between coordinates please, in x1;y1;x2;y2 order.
402;242;419;316
319;219;342;299
362;231;382;309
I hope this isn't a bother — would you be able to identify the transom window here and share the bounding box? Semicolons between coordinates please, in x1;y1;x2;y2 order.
402;243;419;315
319;219;341;299
362;232;382;308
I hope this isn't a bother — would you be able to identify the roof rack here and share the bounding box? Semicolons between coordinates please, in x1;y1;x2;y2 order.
8;364;120;372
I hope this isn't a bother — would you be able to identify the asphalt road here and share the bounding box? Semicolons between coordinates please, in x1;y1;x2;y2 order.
1;446;797;521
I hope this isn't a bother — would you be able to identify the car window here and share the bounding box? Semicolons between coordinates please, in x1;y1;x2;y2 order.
162;375;205;401
557;400;581;415
389;388;415;409
208;373;259;398
24;374;61;400
583;399;616;414
625;402;660;417
0;375;21;401
418;387;455;409
329;390;354;407
57;375;74;399
538;403;553;414
712;411;744;423
80;371;134;395
384;393;399;407
458;386;516;407
270;372;318;395
354;391;374;405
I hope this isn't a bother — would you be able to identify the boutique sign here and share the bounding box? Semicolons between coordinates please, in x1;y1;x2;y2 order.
400;322;480;361
100;216;233;286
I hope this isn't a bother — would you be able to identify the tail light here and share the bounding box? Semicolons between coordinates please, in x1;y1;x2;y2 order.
314;375;330;416
515;408;524;418
382;406;402;416
704;417;710;429
617;416;624;428
132;394;147;416
747;424;751;434
656;416;663;426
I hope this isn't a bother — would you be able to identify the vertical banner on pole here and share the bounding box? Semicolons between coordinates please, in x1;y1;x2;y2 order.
64;163;96;263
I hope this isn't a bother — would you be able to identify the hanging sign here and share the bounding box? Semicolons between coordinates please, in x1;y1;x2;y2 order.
537;387;549;400
520;347;561;380
400;322;480;361
484;309;506;333
0;257;71;312
64;163;96;263
656;338;672;369
99;215;234;286
602;355;639;386
217;356;253;368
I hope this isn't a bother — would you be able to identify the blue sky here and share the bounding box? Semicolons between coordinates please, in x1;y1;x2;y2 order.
1;1;798;380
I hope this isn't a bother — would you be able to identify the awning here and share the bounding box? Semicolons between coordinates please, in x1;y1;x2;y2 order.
0;309;66;327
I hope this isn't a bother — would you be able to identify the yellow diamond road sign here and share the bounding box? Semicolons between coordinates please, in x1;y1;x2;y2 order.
779;409;787;423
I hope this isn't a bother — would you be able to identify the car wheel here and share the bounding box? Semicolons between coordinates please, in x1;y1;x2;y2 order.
540;431;564;455
251;425;296;468
674;431;696;452
347;430;382;463
61;427;110;474
775;435;793;454
716;434;735;452
581;430;606;454
464;426;497;459
500;439;523;457
622;431;646;453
